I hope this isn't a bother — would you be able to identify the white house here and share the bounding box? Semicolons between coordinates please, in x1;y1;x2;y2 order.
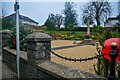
105;1;120;27
107;15;120;27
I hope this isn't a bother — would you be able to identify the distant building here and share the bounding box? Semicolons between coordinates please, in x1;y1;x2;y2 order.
106;15;120;27
3;13;39;27
104;1;120;27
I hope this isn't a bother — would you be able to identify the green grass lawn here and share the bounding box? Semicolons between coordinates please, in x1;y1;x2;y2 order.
45;31;86;36
45;31;120;40
45;31;87;40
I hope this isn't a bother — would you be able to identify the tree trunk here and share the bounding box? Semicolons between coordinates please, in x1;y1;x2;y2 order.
58;25;61;31
96;18;100;26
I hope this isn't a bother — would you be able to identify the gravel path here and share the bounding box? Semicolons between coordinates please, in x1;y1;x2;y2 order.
51;40;98;74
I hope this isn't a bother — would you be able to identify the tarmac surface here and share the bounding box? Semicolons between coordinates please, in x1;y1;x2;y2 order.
2;63;16;79
0;56;17;79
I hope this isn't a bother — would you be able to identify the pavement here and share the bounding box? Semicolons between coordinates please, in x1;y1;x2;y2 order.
0;56;17;79
2;63;16;79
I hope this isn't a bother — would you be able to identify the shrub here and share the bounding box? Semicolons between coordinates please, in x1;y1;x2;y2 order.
92;25;104;34
92;25;120;79
6;27;33;51
2;18;15;30
52;32;61;39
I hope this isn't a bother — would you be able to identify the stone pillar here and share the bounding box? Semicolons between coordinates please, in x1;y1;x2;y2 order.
26;32;52;78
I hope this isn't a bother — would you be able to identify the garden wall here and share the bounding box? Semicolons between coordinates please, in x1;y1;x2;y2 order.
2;32;106;79
3;47;106;79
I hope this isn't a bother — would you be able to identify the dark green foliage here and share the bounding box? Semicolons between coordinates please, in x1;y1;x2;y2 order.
6;27;33;51
2;18;15;30
44;14;63;31
60;27;92;32
92;25;104;34
92;25;105;46
44;14;56;31
63;2;78;31
117;32;120;38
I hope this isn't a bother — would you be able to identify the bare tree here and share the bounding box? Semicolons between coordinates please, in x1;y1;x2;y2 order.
54;14;63;30
82;1;111;26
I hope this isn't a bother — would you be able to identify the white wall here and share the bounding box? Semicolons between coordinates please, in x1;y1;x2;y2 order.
21;20;38;26
108;20;119;27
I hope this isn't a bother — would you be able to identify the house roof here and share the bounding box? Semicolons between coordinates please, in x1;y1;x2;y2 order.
4;13;39;24
108;14;120;21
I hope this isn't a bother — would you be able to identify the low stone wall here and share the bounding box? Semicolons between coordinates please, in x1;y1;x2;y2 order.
2;32;107;79
2;47;106;79
2;47;28;78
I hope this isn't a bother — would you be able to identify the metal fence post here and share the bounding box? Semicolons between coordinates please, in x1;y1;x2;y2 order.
109;42;118;80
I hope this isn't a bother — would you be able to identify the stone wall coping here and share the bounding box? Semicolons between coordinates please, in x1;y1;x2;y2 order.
37;61;106;79
3;47;28;62
26;32;52;42
0;30;11;34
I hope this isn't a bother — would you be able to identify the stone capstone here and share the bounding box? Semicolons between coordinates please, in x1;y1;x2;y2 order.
26;32;52;42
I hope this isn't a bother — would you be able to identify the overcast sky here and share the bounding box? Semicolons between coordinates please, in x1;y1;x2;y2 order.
2;2;119;26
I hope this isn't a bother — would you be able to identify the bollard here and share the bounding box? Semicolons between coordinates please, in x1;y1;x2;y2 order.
109;42;118;80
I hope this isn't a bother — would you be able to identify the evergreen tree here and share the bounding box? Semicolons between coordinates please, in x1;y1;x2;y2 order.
44;14;56;31
63;2;78;31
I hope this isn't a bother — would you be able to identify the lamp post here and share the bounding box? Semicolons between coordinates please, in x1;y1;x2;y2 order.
14;0;20;78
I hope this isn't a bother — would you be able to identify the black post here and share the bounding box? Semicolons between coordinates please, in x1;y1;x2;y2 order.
109;43;118;80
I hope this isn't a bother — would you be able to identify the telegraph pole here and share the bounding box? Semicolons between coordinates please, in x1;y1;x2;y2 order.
14;0;20;78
